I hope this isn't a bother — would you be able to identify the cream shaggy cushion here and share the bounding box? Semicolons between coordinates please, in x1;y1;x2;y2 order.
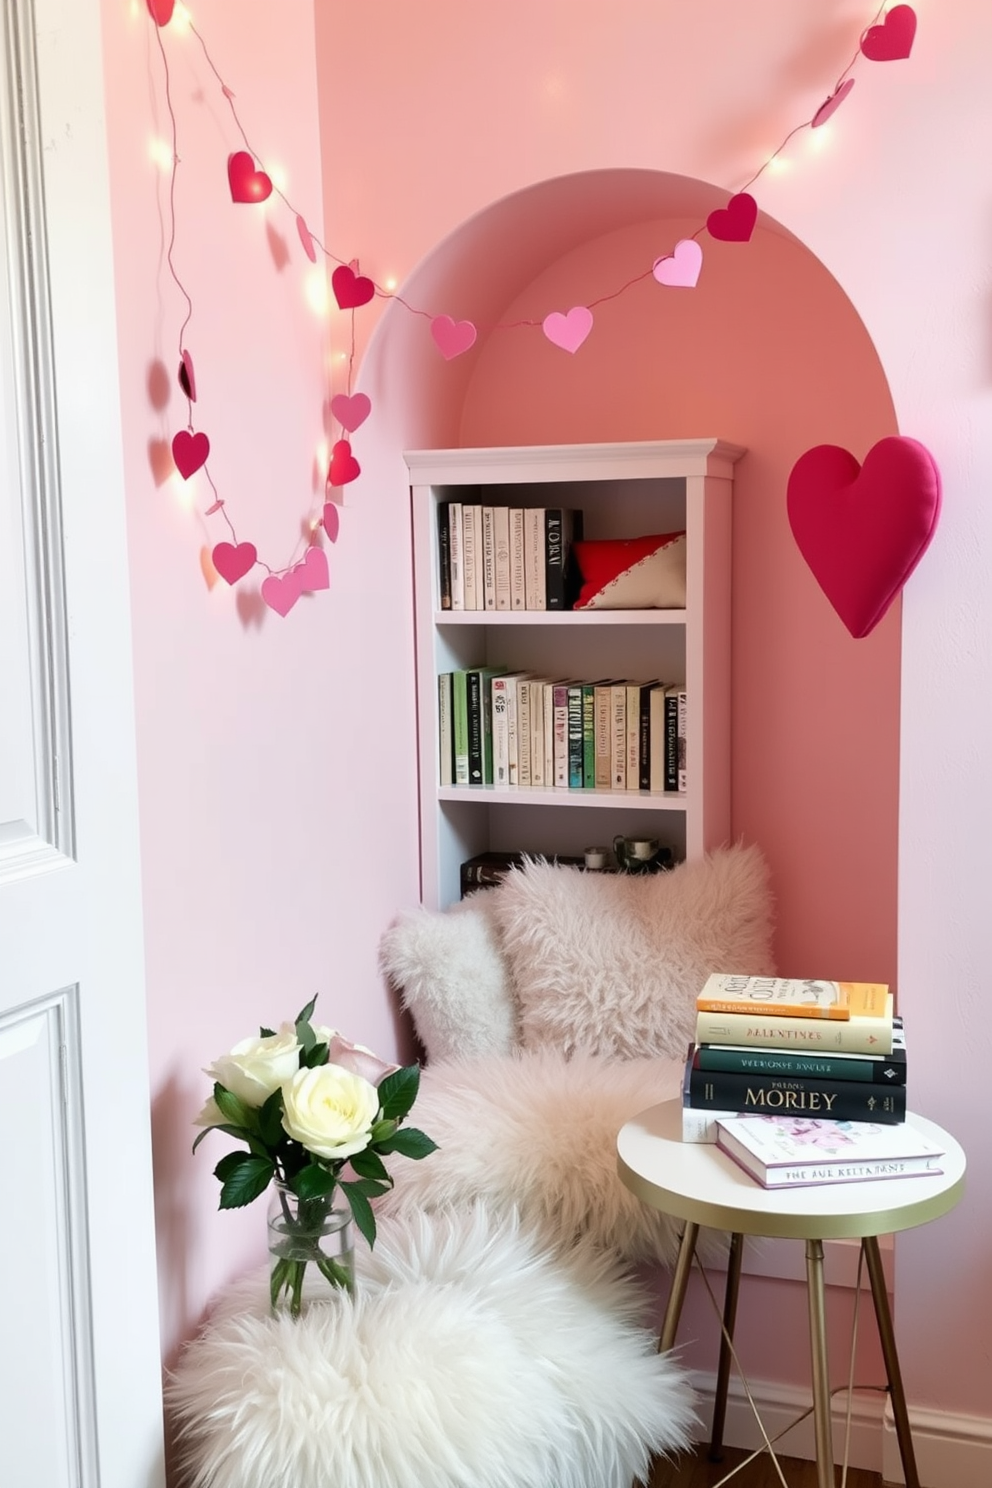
490;842;775;1060
167;1205;699;1488
378;893;517;1061
381;1049;725;1267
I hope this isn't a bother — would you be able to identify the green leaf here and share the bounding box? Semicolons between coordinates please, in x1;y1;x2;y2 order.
294;995;318;1027
296;1019;317;1055
374;1126;439;1161
337;1180;377;1249
218;1156;274;1209
259;1026;276;1038
348;1147;390;1183
193;1122;271;1159
348;1176;392;1199
214;1150;255;1183
291;1163;338;1201
376;1065;421;1121
304;1041;328;1068
213;1083;254;1129
258;1088;285;1150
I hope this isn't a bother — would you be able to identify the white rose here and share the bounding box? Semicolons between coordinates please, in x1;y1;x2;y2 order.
280;1063;380;1161
313;1026;399;1086
206;1022;301;1107
192;1095;225;1129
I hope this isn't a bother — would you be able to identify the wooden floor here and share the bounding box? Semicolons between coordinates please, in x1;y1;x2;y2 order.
649;1441;883;1486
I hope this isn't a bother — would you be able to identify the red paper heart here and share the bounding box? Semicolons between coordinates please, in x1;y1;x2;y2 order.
227;151;272;205
178;349;196;402
786;436;941;638
861;4;917;62
295;546;330;593
706;192;757;243
322;502;340;542
171;429;210;479
812;77;855;128
330;392;371;432
328;439;360;487
146;0;175;24
261;570;303;618
211;540;257;586
331;265;375;310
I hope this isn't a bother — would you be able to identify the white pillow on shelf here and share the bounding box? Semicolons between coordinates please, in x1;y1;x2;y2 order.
379;893;517;1062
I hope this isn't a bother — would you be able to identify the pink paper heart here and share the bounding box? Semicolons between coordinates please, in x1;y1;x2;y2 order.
295;546;330;593
328;439;360;487
211;540;257;586
786;435;941;639
146;0;175;25
261;570;304;618
322;502;340;542
178;349;196;402
812;77;855;128
296;214;317;263
330;392;371;432
171;429;209;479
652;238;703;288
431;315;478;360
860;4;916;62
542;306;593;354
706;192;757;243
227;151;272;205
332;265;375;310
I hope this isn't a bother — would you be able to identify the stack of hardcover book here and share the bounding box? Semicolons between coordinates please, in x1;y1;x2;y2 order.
682;974;907;1143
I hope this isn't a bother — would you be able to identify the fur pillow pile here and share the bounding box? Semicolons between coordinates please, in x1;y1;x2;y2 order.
491;842;775;1059
167;1205;699;1488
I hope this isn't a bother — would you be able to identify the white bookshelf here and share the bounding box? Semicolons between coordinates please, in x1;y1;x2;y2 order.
405;439;743;910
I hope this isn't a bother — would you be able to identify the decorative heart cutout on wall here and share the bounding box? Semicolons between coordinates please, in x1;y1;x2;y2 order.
327;439;360;486
227;151;272;204
786;435;942;638
260;571;301;617
331;265;375;309
706;192;757;243
652;239;703;288
860;4;917;62
542;307;593;353
430;315;478;359
329;392;371;432
172;429;210;479
211;540;257;586
812;77;855;128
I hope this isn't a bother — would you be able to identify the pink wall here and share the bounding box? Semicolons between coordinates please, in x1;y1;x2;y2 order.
99;0;992;1460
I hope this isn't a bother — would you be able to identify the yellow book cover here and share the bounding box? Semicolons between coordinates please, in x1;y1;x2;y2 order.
696;975;890;1023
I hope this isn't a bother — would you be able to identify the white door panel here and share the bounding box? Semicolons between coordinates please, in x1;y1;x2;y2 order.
0;1;165;1485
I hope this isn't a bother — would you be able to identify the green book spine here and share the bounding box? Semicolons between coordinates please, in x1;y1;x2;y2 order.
581;683;596;788
567;683;584;789
452;671;469;785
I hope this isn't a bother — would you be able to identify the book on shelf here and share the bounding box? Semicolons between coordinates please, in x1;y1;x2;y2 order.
527;677;550;788
661;682;686;792
493;505;511;611
544;507;583;610
481;506;497;610
490;672;520;789
594;680;617;790
466;665;505;784
459;849;586;896
611;682;628;789
676;686;688;792
552;680;576;789
695;1019;906;1085
696;974;890;1023
581;681;597;789
715;1113;945;1190
567;683;584;789
524;507;547;610
516;676;538;787
648;683;667;793
448;502;465;611
462;503;482;611
437;672;454;786
437;503;452;610
509;508;526;610
542;680;556;787
682;1103;735;1144
695;992;896;1055
452;670;470;785
683;1044;907;1125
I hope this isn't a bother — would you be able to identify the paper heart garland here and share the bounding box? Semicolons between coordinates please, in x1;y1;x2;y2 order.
652;239;703;288
332;265;375;310
860;4;916;62
172;429;210;479
296;214;317;263
322;502;340;542
211;540;258;586
330;392;371;433
227;151;272;205
260;571;300;617
178;349;196;402
542;307;593;354
296;546;330;593
328;439;360;486
706;192;757;243
431;315;478;360
146;0;175;26
812;77;855;128
786;435;941;639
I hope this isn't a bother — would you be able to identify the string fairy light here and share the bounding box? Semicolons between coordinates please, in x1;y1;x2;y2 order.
144;0;916;618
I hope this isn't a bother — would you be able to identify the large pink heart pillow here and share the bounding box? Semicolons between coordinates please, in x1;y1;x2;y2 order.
787;436;941;639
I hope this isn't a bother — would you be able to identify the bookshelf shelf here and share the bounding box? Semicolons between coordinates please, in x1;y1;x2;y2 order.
406;438;743;910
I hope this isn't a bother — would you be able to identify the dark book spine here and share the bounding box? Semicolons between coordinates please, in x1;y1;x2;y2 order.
545;509;565;609
466;670;484;784
664;689;678;792
638;684;652;791
687;1067;907;1124
567;684;584;788
437;501;452;609
696;1044;907;1085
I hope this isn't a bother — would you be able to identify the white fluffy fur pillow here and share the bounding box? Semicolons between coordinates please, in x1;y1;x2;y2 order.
378;893;516;1061
490;843;774;1060
167;1205;698;1488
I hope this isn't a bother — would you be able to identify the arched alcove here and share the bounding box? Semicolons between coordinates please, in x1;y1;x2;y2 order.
361;168;900;985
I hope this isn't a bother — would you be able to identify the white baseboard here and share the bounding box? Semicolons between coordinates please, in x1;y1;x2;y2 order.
687;1370;992;1487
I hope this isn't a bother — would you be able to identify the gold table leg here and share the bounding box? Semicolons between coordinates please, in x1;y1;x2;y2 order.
806;1238;836;1488
709;1231;744;1461
863;1235;920;1488
660;1221;699;1352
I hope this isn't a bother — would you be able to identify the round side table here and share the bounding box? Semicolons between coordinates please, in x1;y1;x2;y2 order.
617;1100;966;1488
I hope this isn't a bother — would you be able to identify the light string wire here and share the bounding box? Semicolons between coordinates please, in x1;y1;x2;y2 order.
148;0;900;591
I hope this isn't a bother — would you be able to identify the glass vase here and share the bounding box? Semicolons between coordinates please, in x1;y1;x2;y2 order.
267;1180;355;1317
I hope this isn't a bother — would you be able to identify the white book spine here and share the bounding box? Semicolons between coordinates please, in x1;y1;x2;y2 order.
524;507;546;610
449;502;464;611
543;682;556;787
517;679;533;788
649;684;666;793
494;506;511;611
506;676;521;785
594;684;613;790
611;684;627;790
531;681;547;788
491;675;511;788
438;673;453;787
509;509;526;610
462;504;481;611
626;683;641;792
482;506;497;610
682;1105;734;1144
553;683;570;789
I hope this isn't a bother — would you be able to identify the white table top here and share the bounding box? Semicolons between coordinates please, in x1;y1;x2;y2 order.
617;1100;966;1240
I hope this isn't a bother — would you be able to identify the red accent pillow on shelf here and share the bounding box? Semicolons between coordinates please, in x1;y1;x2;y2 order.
572;532;687;610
